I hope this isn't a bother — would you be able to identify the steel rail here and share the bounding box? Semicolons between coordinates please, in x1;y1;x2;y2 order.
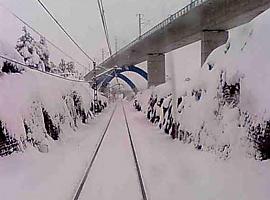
122;103;148;200
72;105;117;200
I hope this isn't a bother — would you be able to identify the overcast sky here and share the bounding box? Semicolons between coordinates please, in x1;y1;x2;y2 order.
0;0;190;69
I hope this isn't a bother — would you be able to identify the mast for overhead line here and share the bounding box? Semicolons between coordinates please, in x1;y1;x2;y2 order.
102;48;105;62
93;61;99;113
136;14;144;37
114;36;118;53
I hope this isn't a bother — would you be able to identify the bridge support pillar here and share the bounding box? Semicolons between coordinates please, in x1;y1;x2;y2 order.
147;53;165;87
201;30;229;66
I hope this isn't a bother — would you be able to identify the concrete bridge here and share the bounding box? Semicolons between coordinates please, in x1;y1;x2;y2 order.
85;0;270;88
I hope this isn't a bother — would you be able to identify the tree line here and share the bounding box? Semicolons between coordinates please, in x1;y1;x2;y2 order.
15;26;84;79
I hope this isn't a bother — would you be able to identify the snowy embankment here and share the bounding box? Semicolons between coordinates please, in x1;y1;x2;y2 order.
136;10;270;160
0;107;114;200
127;104;270;200
0;43;107;155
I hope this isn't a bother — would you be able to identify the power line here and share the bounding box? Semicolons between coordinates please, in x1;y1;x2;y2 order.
96;0;121;92
99;0;112;56
36;0;95;63
97;0;112;56
0;3;86;70
0;54;87;83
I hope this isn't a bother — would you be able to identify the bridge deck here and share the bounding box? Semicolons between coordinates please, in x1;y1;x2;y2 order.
90;0;270;73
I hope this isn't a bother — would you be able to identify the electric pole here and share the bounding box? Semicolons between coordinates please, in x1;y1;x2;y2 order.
101;48;105;61
115;36;118;53
136;13;143;37
93;61;98;113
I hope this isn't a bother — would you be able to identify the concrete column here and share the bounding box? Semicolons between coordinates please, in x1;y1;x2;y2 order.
201;30;229;66
147;53;165;87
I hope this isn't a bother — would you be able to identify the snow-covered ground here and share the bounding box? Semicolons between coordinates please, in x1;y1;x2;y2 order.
0;29;111;199
79;104;141;200
126;103;270;200
0;99;269;200
136;9;270;161
0;38;107;155
2;101;268;200
0;1;270;199
0;65;107;152
0;106;114;200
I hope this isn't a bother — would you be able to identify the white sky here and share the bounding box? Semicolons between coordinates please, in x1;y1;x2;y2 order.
0;0;190;68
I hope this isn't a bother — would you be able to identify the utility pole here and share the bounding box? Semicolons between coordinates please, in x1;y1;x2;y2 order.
136;13;143;37
114;36;118;53
93;61;98;113
101;48;105;61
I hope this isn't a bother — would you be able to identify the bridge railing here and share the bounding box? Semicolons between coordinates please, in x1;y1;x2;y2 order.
101;0;207;66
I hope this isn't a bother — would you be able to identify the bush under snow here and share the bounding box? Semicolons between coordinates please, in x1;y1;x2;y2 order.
0;63;107;155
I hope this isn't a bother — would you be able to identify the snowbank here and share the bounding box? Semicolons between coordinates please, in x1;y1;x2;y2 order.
0;59;107;155
136;9;270;160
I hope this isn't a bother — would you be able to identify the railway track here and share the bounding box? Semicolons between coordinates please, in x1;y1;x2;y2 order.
72;102;148;200
72;105;117;200
122;103;148;200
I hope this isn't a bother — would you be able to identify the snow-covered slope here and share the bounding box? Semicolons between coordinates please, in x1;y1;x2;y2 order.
136;9;270;160
0;41;107;155
0;67;107;154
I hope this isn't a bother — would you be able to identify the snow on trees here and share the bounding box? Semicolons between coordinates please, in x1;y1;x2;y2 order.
16;27;50;72
50;58;82;79
35;36;50;72
15;27;34;63
14;27;84;79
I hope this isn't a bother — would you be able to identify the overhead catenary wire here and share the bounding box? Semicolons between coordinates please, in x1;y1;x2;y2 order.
97;0;112;56
0;54;88;83
0;3;86;70
97;0;121;91
36;0;95;63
